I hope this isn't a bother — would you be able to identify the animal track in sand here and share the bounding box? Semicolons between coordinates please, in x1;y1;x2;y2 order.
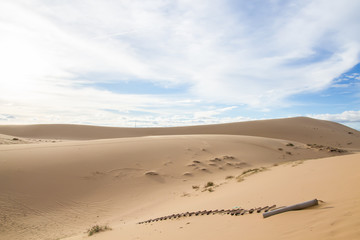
209;157;222;162
163;161;173;166
145;171;159;176
82;168;146;180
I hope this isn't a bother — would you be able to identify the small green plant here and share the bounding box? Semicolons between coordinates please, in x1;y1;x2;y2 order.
205;181;214;188
87;225;111;236
207;188;214;192
286;143;294;147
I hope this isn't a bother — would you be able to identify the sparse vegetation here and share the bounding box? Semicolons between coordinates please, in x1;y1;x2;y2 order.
225;175;234;179
242;168;260;175
286;151;292;155
192;185;199;190
236;167;267;182
198;181;216;192
286;143;294;147
12;138;19;141
145;171;159;176
278;148;283;151
205;181;214;187
306;143;347;153
87;225;111;236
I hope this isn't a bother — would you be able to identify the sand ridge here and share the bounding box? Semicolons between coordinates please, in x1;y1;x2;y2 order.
0;117;359;148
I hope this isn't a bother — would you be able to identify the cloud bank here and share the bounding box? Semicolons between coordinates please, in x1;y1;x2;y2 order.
0;0;360;126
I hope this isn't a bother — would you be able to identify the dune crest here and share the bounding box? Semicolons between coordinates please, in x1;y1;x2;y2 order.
0;117;359;148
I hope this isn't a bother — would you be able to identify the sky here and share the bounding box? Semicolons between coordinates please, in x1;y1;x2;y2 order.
0;0;360;129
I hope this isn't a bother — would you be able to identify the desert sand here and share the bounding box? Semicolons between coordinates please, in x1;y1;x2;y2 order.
0;117;359;240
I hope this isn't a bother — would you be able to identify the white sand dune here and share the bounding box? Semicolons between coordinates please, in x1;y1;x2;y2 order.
0;117;359;240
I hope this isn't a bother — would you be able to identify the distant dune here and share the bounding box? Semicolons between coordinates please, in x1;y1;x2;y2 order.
0;117;359;148
0;117;359;240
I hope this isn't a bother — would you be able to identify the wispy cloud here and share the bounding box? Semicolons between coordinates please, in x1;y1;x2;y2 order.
310;110;360;130
0;0;360;126
194;106;238;119
310;111;360;123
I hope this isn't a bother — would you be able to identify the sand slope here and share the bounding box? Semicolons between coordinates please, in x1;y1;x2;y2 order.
0;117;359;148
83;153;360;240
0;117;359;240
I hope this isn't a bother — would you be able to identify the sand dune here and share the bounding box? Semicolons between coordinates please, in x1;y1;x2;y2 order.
0;117;359;239
0;117;359;148
82;153;360;240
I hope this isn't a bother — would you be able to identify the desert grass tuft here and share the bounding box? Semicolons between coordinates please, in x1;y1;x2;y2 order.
192;185;199;190
205;181;214;188
236;167;267;182
87;225;111;236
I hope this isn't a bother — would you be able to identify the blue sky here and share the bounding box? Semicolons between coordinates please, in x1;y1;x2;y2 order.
0;0;360;129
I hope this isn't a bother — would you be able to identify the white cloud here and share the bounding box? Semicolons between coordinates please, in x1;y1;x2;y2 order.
194;106;237;119
310;110;360;130
310;110;360;123
0;0;360;126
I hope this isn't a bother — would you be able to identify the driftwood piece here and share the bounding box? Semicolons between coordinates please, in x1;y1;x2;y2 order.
263;199;318;218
